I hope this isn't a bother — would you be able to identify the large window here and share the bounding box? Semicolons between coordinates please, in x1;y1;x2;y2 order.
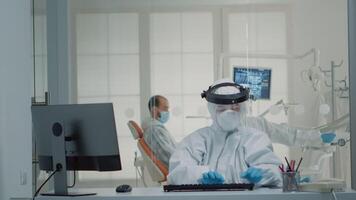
74;8;289;183
76;13;141;180
75;11;215;181
150;12;214;141
34;0;350;188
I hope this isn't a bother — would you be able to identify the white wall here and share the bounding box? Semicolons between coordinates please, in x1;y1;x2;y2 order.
0;0;33;199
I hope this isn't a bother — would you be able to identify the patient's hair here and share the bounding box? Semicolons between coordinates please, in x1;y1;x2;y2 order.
148;95;166;112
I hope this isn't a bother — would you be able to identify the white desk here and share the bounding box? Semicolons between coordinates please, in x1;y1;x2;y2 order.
35;187;356;200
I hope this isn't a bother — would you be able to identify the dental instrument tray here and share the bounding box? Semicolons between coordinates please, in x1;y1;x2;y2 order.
163;183;254;192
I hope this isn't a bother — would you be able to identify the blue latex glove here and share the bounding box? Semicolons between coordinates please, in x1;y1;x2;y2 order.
198;171;225;184
240;167;263;183
321;132;336;143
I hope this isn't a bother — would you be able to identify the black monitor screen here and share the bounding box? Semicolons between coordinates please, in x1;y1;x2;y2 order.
233;67;272;100
32;103;122;171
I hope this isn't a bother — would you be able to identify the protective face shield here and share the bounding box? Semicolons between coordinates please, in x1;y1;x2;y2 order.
201;82;250;105
202;79;249;132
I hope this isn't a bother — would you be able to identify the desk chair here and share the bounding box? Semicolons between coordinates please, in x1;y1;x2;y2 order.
127;120;168;183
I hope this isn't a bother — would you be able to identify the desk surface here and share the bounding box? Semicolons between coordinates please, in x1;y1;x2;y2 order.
36;187;356;200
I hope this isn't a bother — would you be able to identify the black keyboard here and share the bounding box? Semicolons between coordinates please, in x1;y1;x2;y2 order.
163;183;254;192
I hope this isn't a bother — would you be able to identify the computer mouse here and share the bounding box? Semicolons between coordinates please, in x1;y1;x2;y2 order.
115;184;132;193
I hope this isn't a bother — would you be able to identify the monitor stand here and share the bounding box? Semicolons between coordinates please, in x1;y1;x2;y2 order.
41;122;96;196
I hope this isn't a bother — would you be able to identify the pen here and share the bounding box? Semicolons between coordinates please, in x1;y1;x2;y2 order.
279;164;285;172
285;157;291;172
295;157;303;172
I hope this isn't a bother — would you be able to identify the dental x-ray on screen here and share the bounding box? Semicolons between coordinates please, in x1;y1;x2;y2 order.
233;67;272;100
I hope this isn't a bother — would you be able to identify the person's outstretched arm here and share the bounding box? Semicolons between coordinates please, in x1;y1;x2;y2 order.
247;116;322;146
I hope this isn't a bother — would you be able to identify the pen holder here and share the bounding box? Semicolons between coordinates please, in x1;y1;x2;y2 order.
282;171;300;192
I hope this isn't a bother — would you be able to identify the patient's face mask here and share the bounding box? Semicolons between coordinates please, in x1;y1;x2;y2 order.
216;109;241;132
158;111;170;124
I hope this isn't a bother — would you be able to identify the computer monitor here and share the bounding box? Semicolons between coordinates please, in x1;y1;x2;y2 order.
31;103;121;196
233;66;272;100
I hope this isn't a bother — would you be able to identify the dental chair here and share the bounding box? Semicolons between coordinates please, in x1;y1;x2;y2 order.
127;120;168;184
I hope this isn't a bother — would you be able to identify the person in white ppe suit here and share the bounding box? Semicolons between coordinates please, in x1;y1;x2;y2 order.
216;79;336;147
168;80;282;186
